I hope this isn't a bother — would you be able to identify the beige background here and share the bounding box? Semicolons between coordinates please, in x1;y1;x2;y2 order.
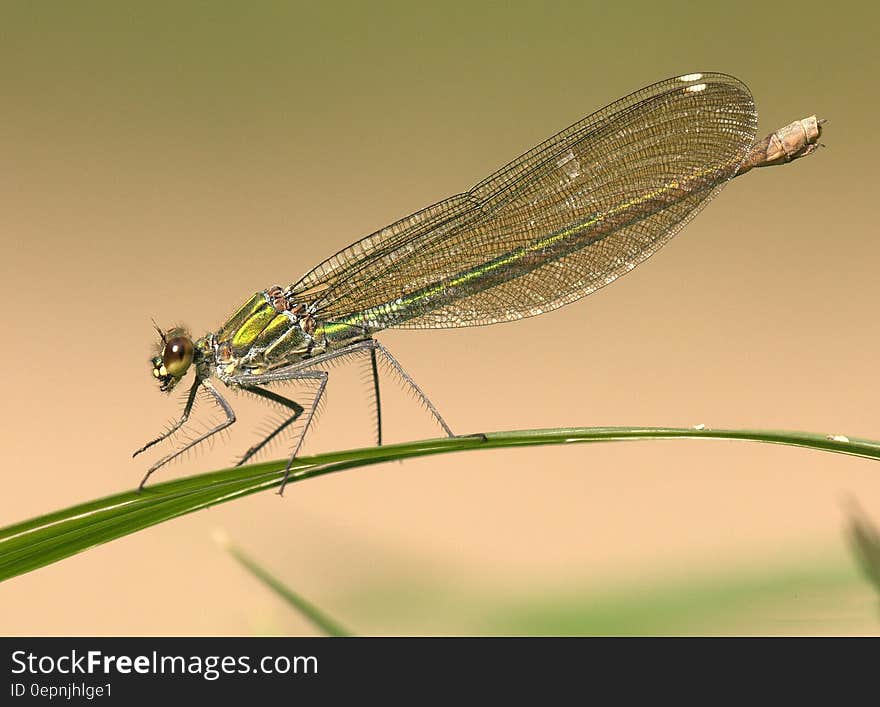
1;1;879;634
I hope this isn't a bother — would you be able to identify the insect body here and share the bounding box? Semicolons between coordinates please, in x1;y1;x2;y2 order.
135;73;822;493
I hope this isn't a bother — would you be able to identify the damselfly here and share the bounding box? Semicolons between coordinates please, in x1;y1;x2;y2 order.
135;72;822;493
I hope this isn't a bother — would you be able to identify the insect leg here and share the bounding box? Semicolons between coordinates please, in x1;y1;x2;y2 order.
232;338;471;461
273;370;328;495
132;376;200;458
369;345;382;447
292;337;453;439
235;387;305;467
232;368;330;495
137;380;236;491
371;340;454;438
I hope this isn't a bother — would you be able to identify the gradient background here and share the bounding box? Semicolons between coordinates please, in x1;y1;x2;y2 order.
2;1;879;635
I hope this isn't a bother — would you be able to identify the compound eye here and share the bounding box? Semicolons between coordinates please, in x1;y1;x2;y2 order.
163;336;194;377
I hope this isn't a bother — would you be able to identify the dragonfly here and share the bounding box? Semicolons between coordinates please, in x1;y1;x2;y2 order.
134;72;822;493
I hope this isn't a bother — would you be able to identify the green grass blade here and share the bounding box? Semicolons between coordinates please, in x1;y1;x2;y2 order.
485;559;867;635
845;499;880;600
2;426;879;584
215;533;352;636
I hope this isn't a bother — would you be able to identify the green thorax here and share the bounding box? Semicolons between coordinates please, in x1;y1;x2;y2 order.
211;291;367;379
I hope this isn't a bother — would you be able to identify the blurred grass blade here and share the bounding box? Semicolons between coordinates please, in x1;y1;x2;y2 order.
844;498;880;603
2;426;880;584
487;558;866;635
215;532;352;636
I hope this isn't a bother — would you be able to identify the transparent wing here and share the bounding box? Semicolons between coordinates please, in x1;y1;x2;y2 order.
291;73;757;329
291;193;478;303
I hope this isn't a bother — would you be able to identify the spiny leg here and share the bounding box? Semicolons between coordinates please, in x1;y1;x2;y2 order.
287;338;453;438
133;376;200;458
138;380;236;491
235;387;305;467
276;370;328;495
372;340;488;443
369;345;382;447
230;338;474;474
233;368;330;495
371;340;454;438
325;322;383;446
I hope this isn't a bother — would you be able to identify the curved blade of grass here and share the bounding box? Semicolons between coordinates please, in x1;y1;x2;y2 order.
215;533;352;636
2;426;880;584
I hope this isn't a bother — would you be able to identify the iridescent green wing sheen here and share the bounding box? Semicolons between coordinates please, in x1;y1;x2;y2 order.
291;73;757;330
